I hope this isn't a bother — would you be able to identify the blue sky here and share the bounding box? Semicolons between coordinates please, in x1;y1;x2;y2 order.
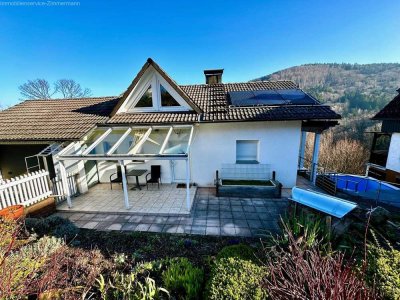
0;0;399;107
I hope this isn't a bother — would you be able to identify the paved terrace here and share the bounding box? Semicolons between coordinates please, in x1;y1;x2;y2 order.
55;176;314;237
56;187;287;237
58;183;197;215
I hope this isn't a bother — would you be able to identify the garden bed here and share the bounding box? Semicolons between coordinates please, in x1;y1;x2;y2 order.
221;179;274;186
1;212;399;299
218;179;281;198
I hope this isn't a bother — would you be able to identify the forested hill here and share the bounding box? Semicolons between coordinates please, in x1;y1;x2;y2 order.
254;63;400;117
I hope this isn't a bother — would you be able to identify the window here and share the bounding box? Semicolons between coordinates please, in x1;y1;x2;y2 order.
369;133;391;166
160;85;180;106
236;140;259;163
135;86;153;107
129;73;190;112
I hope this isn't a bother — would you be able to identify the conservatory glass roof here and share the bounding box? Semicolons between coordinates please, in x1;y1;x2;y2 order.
58;125;194;160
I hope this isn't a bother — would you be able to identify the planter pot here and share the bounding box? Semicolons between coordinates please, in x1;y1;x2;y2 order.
0;205;24;220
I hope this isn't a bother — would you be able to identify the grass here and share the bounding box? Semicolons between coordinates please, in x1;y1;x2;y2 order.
221;179;273;186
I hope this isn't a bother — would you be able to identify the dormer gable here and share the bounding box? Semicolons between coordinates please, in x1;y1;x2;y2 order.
112;58;202;115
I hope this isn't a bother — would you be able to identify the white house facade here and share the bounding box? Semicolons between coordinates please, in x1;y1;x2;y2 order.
0;58;340;212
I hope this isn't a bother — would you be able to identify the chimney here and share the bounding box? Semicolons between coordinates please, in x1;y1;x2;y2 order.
397;88;400;94
204;69;224;84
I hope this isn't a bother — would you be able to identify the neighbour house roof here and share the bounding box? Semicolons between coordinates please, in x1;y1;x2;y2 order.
372;90;400;120
0;58;340;142
0;97;119;142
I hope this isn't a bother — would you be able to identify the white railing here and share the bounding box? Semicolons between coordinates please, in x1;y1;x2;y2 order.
0;170;52;210
51;173;78;203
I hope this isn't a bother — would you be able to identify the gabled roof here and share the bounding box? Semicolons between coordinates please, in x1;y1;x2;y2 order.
108;81;340;124
111;58;202;115
372;90;400;120
0;97;119;142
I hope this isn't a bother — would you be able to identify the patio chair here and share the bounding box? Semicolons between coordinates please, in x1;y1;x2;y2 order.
110;165;124;190
146;165;161;189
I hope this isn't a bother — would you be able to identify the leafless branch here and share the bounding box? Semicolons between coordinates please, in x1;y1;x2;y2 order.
18;79;54;100
54;79;92;99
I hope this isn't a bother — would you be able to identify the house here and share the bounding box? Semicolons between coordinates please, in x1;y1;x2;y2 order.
368;88;400;183
0;58;340;212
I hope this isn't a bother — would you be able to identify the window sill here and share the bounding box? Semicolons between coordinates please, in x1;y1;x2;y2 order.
236;160;259;164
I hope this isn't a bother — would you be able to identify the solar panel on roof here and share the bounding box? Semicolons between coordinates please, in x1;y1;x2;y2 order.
228;89;318;107
277;89;317;104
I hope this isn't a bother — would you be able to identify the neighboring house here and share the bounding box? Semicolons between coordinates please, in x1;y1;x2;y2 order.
0;58;340;206
368;89;400;183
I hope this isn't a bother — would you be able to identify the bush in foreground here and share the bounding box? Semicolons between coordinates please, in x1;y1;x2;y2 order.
205;257;267;300
216;244;256;262
162;257;203;300
368;246;400;300
262;222;377;299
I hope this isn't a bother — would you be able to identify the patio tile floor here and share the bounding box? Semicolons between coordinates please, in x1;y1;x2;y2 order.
57;183;197;215
55;186;289;237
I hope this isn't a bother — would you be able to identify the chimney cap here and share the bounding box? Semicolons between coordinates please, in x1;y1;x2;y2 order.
204;69;224;75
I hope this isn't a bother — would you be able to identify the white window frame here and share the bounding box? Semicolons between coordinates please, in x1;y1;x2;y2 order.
129;73;190;113
236;140;260;163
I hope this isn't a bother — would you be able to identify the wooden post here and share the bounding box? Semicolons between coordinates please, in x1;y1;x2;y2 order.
325;215;332;236
119;160;130;209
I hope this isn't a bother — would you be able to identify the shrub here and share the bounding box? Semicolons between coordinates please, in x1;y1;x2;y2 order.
25;216;78;241
275;210;331;252
33;247;113;298
52;222;79;241
216;244;256;262
262;223;376;299
25;216;70;235
19;235;64;258
162;257;203;300
97;271;168;300
0;219;42;298
206;257;267;300
368;246;400;299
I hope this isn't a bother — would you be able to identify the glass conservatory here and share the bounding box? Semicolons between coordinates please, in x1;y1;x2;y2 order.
57;125;194;210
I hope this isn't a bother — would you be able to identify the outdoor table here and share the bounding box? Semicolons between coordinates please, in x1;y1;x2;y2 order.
127;169;147;190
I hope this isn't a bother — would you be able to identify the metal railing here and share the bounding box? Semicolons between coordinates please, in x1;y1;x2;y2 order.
298;156;338;195
299;156;400;208
329;173;400;208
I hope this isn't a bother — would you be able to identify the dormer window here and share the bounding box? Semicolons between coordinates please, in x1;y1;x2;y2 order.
128;73;189;112
136;86;153;108
117;62;201;114
160;85;180;107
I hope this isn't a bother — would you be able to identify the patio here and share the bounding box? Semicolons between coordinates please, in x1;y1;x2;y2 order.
57;183;197;215
54;176;322;237
56;186;288;237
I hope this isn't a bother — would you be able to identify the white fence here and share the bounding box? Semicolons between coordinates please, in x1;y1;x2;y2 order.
0;170;52;210
51;173;78;203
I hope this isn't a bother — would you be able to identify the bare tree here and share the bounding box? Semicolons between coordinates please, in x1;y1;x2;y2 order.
54;79;92;98
305;130;369;174
19;79;54;100
19;78;92;100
